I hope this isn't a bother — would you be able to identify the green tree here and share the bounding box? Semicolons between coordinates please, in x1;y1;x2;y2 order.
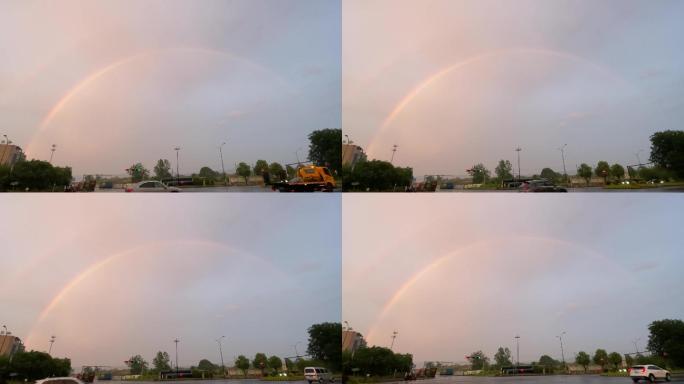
469;351;489;370
308;128;342;174
254;160;269;176
9;160;72;191
576;351;591;373
625;354;634;367
610;164;625;182
468;163;490;184
253;353;268;375
284;357;294;373
236;162;251;184
153;159;172;180
352;346;397;376
595;161;610;184
127;163;150;183
538;355;558;372
269;162;285;179
650;130;684;179
268;355;282;374
153;351;171;372
577;163;593;185
197;359;216;373
235;355;250;376
343;160;412;191
286;165;296;179
593;349;608;371
608;352;622;371
540;168;558;184
307;322;342;371
494;347;512;367
3;351;71;381
627;166;637;180
198;166;218;180
647;319;684;367
495;160;513;183
126;354;148;375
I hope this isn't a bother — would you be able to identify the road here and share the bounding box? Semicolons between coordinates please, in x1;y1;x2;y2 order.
435;186;684;193
95;186;340;193
108;381;304;384
383;375;683;383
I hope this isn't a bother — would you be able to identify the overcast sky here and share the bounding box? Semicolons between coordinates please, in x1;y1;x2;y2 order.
0;195;340;369
343;195;684;365
0;0;340;177
343;0;684;178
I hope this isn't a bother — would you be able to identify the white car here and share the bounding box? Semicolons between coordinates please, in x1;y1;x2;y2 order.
629;365;671;382
35;378;86;384
125;180;180;192
304;366;334;384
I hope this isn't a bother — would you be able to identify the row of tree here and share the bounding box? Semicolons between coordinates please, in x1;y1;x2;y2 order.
342;346;413;377
126;160;298;184
0;351;71;381
124;322;342;377
341;160;413;191
0;160;72;191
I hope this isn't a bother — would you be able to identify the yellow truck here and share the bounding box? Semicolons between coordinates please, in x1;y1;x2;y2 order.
272;165;336;192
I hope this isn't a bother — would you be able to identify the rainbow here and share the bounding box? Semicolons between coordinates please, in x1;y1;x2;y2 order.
362;235;625;343
25;47;290;156
366;47;633;156
24;239;286;348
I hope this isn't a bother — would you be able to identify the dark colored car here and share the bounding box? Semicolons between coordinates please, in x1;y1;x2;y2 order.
519;179;567;192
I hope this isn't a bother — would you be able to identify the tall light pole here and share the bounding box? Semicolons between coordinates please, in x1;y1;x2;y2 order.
49;335;56;355
49;144;57;163
216;336;226;376
557;332;566;372
390;145;398;164
390;330;398;351
219;141;227;186
515;147;522;180
174;338;180;376
293;341;302;359
558;144;568;183
515;335;521;371
174;147;181;186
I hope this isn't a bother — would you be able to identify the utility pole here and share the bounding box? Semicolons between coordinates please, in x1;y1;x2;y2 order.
1;135;9;165
390;330;398;351
633;338;640;355
515;335;521;371
635;150;644;168
515;147;522;180
216;336;226;377
174;338;180;376
390;145;398;164
558;144;568;183
219;141;227;186
49;144;57;163
557;332;566;372
295;148;303;165
174;147;181;186
0;325;7;355
49;335;56;355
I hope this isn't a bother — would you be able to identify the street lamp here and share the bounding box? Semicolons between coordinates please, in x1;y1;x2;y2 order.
219;141;227;186
633;338;641;355
557;332;566;372
390;330;399;351
49;335;56;355
635;150;644;168
390;145;398;164
1;135;9;165
515;147;522;180
558;144;568;184
293;341;302;359
295;148;303;165
174;338;180;376
216;336;226;377
515;335;521;371
174;147;181;186
50;144;57;163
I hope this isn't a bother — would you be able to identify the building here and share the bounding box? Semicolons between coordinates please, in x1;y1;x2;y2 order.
342;144;366;168
0;144;26;167
342;330;366;353
0;334;24;357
